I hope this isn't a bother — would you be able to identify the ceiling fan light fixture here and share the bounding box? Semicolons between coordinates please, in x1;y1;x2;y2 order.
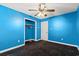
36;12;47;18
28;3;55;18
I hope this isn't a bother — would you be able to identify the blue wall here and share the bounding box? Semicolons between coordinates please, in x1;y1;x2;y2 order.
0;5;41;52
41;9;79;47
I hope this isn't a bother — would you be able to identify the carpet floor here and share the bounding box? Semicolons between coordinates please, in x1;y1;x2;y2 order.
0;40;79;56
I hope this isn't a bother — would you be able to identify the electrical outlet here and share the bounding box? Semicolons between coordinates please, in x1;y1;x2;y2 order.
61;38;63;40
18;40;20;43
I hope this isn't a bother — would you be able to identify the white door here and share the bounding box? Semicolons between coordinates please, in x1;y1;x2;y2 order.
41;21;48;41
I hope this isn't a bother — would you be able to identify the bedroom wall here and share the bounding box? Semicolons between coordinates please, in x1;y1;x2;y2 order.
41;8;79;47
0;5;41;53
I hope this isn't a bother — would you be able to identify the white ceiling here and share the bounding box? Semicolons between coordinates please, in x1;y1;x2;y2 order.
0;3;79;18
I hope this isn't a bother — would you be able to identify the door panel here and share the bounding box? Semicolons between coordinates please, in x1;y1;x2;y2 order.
41;21;48;41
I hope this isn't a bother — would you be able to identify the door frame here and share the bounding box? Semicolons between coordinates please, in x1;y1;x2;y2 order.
41;21;48;41
24;18;37;42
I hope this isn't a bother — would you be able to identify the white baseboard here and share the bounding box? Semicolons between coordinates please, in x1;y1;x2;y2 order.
47;40;79;48
0;44;24;54
34;39;40;41
38;39;79;50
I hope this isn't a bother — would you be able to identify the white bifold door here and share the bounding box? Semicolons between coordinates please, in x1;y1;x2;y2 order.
41;21;48;41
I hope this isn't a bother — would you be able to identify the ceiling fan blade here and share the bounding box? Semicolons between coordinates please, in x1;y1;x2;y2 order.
34;12;39;16
46;9;55;12
28;9;37;11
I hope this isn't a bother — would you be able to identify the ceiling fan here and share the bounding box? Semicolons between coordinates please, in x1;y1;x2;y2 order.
28;3;55;18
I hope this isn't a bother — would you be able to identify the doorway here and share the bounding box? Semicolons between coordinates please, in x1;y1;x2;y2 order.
41;21;48;41
25;18;37;42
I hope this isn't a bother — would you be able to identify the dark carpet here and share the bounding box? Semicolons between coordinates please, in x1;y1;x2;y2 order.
0;40;79;56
